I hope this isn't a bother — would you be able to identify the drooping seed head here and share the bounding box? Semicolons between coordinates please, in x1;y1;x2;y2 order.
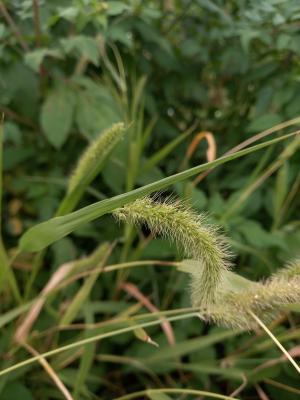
114;197;232;307
204;261;300;330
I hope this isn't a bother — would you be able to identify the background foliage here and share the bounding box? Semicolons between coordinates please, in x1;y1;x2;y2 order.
0;0;300;399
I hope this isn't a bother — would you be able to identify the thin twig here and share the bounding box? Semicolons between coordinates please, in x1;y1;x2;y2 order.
0;106;38;130
32;0;41;47
0;1;29;51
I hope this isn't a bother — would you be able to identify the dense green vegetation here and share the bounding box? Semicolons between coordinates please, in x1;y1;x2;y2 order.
0;1;300;399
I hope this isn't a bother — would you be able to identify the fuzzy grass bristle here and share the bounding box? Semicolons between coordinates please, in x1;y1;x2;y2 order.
68;122;125;194
199;262;300;330
114;196;232;307
114;197;300;331
270;258;300;281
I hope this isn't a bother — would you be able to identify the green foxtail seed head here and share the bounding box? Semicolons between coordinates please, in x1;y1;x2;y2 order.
181;258;300;330
114;196;232;308
68;122;125;194
115;197;300;331
270;258;300;281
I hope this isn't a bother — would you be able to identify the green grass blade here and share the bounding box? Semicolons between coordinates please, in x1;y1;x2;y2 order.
0;118;21;302
141;126;193;173
145;330;238;364
0;312;199;377
115;388;238;400
73;310;96;399
0;301;33;329
19;132;298;253
59;243;111;326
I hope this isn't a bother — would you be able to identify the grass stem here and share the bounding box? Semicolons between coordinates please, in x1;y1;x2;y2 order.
248;311;300;374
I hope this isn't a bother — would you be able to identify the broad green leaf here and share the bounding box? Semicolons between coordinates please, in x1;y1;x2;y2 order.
238;219;287;250
196;0;232;22
107;1;130;16
25;48;63;72
1;382;34;400
40;85;75;148
18;132;297;252
0;63;38;116
75;83;121;138
3;121;22;144
58;6;80;22
60;35;100;65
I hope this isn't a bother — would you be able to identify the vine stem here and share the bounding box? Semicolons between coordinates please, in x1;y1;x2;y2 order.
248;311;300;374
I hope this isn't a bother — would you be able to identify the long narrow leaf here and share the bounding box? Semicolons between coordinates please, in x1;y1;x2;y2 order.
19;132;297;252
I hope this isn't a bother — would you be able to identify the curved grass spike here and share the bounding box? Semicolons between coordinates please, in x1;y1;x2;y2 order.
114;197;232;307
115;198;300;329
180;258;300;330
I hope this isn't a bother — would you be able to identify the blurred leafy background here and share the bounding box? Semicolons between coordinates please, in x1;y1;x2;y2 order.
0;0;300;399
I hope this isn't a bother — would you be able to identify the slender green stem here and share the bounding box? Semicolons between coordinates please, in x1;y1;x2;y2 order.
0;117;21;303
248;311;300;374
221;136;300;223
24;250;45;299
0;312;199;377
0;114;3;235
114;388;239;400
0;244;22;303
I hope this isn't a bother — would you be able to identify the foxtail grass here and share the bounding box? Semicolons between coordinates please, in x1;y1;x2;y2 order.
114;196;231;308
115;197;300;330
